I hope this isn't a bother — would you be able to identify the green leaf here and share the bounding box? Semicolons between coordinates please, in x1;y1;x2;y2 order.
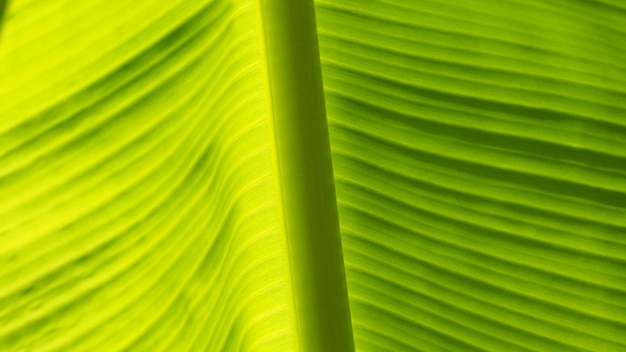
316;0;626;351
0;1;298;351
2;0;626;351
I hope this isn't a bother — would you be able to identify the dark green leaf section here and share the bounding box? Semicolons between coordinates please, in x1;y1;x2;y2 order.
316;0;626;351
0;0;7;35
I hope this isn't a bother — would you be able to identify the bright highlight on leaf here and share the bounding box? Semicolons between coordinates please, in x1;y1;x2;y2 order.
1;0;625;351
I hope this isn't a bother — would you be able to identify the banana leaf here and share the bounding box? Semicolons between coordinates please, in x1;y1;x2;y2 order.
1;0;625;351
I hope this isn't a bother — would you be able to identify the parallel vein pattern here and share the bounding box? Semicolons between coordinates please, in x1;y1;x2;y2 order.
316;0;626;351
0;1;295;351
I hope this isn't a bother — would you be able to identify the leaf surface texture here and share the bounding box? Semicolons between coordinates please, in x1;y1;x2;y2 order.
316;0;626;351
0;1;295;351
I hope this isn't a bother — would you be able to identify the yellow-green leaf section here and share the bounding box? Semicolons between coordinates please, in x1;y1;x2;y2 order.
0;1;299;351
316;0;626;351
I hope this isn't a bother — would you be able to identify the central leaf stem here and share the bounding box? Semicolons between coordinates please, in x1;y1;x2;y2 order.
257;1;355;351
